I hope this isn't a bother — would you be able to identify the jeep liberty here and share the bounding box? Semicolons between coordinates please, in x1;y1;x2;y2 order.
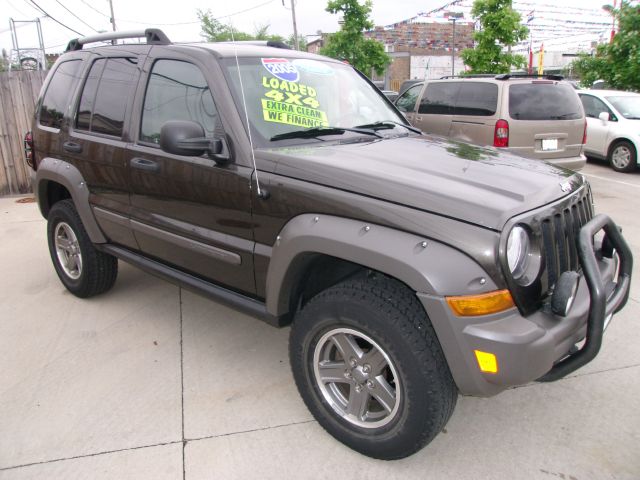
28;29;632;460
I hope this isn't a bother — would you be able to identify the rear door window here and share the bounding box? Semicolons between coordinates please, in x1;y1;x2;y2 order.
509;83;582;120
75;57;139;137
455;82;498;116
395;83;422;112
419;83;459;115
39;60;83;129
579;94;614;120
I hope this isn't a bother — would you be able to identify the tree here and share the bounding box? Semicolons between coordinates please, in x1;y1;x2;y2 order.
570;1;640;91
0;49;9;73
320;0;390;76
461;0;529;74
288;33;307;51
198;10;283;43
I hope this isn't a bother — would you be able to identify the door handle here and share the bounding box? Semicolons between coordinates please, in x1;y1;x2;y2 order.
130;157;160;173
63;141;83;154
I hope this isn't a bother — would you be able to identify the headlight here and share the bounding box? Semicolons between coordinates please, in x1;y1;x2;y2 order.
506;224;542;286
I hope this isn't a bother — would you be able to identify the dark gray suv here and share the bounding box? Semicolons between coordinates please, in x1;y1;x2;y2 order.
28;29;632;459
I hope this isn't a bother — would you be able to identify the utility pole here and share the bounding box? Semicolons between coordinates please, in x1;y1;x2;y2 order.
290;0;300;50
447;12;463;76
108;0;117;44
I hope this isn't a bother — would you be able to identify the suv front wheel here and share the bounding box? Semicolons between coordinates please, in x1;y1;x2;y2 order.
47;199;118;298
289;273;457;460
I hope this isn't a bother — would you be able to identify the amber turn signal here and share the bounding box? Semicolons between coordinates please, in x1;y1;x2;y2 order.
446;289;515;317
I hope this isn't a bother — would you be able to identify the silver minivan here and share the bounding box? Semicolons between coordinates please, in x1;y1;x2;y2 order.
395;75;587;170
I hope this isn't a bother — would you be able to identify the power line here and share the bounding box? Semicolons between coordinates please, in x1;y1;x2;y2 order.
77;0;110;18
27;0;84;36
54;0;100;33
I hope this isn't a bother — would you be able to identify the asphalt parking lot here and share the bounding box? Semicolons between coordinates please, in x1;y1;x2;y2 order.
0;160;639;479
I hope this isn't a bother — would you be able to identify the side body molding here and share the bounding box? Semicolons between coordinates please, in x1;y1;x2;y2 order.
265;214;498;316
34;157;107;243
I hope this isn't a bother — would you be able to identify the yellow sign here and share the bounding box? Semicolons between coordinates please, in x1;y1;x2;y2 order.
260;77;328;128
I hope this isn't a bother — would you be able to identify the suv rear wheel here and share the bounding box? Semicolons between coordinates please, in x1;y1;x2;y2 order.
289;273;457;460
609;140;637;173
47;199;118;298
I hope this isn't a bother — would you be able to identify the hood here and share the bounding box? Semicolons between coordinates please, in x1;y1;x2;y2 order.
258;134;583;230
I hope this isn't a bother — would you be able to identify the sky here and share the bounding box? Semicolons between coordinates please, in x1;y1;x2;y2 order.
0;0;615;59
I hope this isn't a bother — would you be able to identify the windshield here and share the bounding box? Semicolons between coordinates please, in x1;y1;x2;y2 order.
606;95;640;119
223;57;405;145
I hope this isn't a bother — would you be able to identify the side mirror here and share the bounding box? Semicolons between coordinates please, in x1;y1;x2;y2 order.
598;111;610;124
160;120;231;165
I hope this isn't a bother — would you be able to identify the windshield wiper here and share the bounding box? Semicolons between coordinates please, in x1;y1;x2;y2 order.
355;120;422;134
270;126;382;141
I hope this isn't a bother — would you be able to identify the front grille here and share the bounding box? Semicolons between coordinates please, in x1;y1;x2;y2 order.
539;189;594;292
502;184;595;316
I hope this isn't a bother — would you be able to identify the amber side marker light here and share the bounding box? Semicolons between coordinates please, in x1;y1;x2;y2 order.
474;350;499;374
446;289;515;317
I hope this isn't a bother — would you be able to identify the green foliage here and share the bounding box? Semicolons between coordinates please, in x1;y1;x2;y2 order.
461;0;529;74
0;49;8;72
198;10;283;43
319;0;390;76
570;1;640;91
288;34;308;51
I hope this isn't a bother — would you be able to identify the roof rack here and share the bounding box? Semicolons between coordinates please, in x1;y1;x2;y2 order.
495;73;564;81
439;73;564;81
65;28;171;52
218;40;292;50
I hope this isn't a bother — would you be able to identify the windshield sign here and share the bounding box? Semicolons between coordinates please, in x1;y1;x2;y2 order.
224;57;404;145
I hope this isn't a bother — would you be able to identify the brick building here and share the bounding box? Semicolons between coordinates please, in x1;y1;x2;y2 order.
364;20;475;91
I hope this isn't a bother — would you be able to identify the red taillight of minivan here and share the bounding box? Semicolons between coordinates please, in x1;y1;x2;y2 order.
582;119;587;144
24;131;36;170
494;119;509;148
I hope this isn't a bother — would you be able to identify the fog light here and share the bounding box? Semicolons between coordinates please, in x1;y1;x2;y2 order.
474;350;498;374
551;271;580;317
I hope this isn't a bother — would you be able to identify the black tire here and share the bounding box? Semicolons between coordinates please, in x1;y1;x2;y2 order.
47;199;118;298
608;140;637;173
289;272;457;460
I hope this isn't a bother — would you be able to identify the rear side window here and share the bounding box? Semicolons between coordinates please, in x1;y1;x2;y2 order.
140;60;218;145
39;60;83;129
509;83;582;121
419;83;458;114
455;83;498;116
75;57;138;137
395;84;422;112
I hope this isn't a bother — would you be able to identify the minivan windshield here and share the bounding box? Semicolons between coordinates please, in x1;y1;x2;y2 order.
509;83;583;121
223;57;406;145
606;95;640;119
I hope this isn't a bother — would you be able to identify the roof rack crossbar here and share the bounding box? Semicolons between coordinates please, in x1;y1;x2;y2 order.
65;28;171;52
440;73;564;81
218;40;292;50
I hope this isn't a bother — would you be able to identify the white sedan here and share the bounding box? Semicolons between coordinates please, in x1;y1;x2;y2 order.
578;90;640;172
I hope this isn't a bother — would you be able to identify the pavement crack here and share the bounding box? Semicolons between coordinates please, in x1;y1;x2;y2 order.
179;287;186;480
508;363;640;390
0;440;183;472
186;419;318;444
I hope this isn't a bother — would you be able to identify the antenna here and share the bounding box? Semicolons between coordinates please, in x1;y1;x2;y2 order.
229;22;265;199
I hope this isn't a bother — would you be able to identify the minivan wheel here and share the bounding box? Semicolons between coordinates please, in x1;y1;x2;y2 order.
609;140;637;173
47;199;118;298
289;273;457;460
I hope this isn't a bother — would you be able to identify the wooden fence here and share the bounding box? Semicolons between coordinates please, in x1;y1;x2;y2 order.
0;70;47;195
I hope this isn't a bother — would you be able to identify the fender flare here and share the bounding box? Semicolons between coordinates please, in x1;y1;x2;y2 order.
35;157;107;243
265;214;498;316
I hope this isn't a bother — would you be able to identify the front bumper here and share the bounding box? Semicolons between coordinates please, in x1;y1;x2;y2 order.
419;214;632;397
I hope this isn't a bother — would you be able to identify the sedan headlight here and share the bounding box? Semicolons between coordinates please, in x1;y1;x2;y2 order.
506;225;541;285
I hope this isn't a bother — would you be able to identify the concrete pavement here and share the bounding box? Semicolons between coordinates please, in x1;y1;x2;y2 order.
0;161;639;479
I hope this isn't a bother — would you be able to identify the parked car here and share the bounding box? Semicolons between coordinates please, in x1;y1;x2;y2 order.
578;89;640;172
381;90;399;102
395;74;587;170
28;29;632;460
